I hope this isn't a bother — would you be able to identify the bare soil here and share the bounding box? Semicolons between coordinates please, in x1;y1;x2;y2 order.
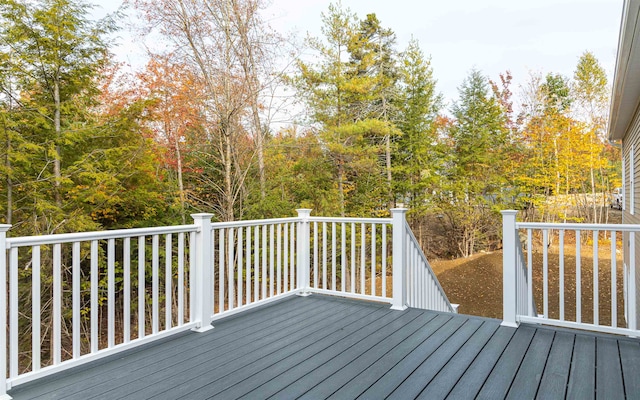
432;248;625;327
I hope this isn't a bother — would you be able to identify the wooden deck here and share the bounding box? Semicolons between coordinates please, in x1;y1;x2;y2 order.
8;295;640;400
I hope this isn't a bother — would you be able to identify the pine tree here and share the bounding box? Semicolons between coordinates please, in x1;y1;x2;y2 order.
394;38;442;214
441;69;509;257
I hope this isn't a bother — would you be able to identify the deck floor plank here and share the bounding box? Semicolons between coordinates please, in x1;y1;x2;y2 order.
355;314;466;399
235;306;413;399
505;328;555;399
237;309;440;399
414;320;499;399
475;324;536;400
176;302;393;399
12;295;323;400
271;308;430;400
112;299;363;400
323;314;463;400
566;334;596;400
74;297;349;400
6;295;640;400
534;331;575;400
445;325;516;399
386;318;485;399
619;340;640;398
595;337;625;400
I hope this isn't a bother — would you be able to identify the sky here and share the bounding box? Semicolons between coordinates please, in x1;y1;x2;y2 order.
99;0;624;110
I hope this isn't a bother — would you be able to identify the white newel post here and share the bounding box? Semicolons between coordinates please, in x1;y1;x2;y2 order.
0;225;11;400
501;210;518;327
191;214;214;332
296;209;312;296
390;209;408;311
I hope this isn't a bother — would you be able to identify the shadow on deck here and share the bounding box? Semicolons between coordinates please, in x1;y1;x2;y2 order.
8;295;640;400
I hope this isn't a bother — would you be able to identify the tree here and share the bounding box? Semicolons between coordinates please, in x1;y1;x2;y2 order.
394;38;442;215
295;3;404;216
133;55;204;224
440;69;509;257
572;51;614;223
348;13;400;208
245;127;339;218
0;0;117;233
132;0;282;221
573;51;609;137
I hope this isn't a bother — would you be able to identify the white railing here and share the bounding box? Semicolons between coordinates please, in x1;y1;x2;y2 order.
502;210;638;336
516;236;537;318
1;208;454;398
404;221;457;313
206;215;303;322
306;215;392;303
303;209;454;313
1;223;199;392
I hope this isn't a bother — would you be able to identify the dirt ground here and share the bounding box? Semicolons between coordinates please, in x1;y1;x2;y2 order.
430;209;626;325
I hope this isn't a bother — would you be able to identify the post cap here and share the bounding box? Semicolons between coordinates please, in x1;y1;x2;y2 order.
500;210;518;216
190;213;215;221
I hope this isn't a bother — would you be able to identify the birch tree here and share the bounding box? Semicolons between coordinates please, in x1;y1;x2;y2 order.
133;0;280;221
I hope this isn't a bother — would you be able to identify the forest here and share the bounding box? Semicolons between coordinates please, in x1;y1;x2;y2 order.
0;0;619;259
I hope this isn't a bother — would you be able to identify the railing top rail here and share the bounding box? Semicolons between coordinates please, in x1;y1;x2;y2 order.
210;217;301;229
6;224;198;248
308;216;392;224
517;222;640;232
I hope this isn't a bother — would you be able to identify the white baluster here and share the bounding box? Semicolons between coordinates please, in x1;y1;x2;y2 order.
124;237;131;342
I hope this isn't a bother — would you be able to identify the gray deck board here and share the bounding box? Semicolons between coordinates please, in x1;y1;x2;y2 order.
278;313;431;399
356;314;464;399
415;320;499;399
220;304;393;398
328;315;472;399
619;340;640;398
446;325;516;399
387;318;485;399
275;308;428;399
505;328;555;399
7;294;640;400
237;306;412;399
329;315;463;399
535;331;574;400
596;337;625;400
475;325;536;399
176;302;389;399
567;334;596;400
110;298;360;399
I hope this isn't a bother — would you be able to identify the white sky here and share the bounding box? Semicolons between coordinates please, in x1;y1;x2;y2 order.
97;0;624;110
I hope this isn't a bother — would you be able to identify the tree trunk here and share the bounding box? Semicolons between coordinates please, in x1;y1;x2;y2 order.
590;166;597;223
174;134;186;224
338;159;345;217
53;79;62;208
224;127;234;222
386;133;393;209
231;0;266;199
4;126;11;224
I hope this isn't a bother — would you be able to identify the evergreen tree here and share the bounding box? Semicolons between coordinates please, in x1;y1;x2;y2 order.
295;2;394;216
394;38;442;214
440;69;509;257
0;0;117;233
